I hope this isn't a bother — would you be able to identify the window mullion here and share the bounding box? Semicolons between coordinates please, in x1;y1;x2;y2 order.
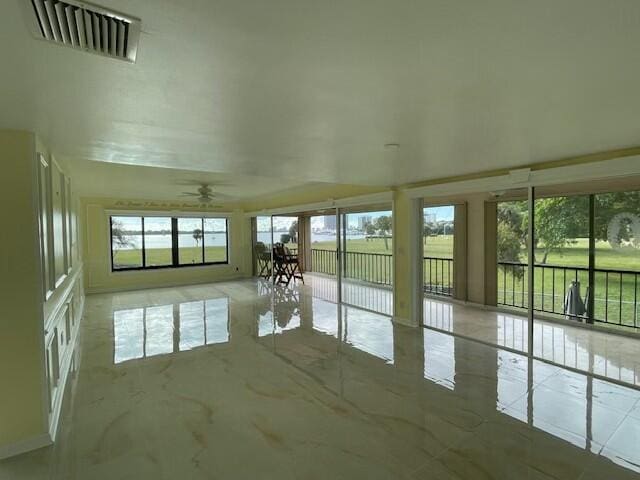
587;194;595;324
171;217;179;267
141;217;146;268
201;218;206;264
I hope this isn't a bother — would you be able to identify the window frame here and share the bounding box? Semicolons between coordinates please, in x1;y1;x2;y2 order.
110;214;229;272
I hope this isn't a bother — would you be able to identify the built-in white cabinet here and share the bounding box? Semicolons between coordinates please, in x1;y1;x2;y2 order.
36;152;84;441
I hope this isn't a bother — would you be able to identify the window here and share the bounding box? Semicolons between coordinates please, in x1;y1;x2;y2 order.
110;215;229;271
111;216;143;269
204;218;228;263
178;217;204;265
144;217;172;267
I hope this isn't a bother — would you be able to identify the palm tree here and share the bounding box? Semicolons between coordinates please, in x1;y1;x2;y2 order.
192;228;203;247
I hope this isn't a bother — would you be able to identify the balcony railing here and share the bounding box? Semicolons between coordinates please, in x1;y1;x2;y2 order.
424;257;453;296
311;249;393;286
310;250;455;297
498;261;640;328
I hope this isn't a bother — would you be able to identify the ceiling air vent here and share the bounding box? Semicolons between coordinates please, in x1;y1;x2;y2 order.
24;0;141;62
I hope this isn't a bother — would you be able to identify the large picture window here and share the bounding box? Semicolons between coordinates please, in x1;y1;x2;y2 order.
110;215;229;271
178;217;204;265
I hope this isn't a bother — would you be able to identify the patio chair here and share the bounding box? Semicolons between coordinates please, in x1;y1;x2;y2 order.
254;242;271;279
273;243;304;285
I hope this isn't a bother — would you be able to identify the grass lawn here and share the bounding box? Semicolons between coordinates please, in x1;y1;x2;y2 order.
311;237;394;254
495;238;640;327
113;246;227;269
308;234;639;327
309;237;394;284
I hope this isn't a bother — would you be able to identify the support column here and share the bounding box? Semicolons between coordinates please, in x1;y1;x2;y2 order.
250;217;258;276
453;203;468;301
484;201;498;306
297;216;311;272
392;190;423;327
527;186;535;355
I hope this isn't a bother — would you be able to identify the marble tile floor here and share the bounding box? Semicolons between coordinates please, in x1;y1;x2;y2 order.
423;295;640;388
1;277;640;479
310;272;640;387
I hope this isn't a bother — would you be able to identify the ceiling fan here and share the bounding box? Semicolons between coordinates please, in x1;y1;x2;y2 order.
180;183;228;203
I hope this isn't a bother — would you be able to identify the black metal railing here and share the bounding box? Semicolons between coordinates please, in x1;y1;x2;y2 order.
310;250;456;297
497;261;640;328
310;249;337;276
424;257;453;296
310;249;392;286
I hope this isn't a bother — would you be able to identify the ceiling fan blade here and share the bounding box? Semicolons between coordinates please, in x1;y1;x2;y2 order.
210;192;233;199
176;180;235;187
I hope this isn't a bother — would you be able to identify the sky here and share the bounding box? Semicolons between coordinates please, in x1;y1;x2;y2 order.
112;216;227;232
259;211;393;231
424;205;454;222
114;206;454;235
258;207;454;232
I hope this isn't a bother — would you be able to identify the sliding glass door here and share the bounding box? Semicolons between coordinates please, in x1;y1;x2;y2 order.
339;208;393;315
254;216;273;278
423;205;455;297
593;190;640;328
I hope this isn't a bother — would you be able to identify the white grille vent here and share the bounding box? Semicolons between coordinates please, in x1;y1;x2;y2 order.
25;0;141;62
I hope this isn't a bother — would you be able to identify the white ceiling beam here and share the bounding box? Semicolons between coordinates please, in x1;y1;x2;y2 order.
402;155;640;199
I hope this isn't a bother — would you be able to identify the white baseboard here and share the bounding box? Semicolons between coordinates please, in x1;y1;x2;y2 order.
0;433;52;460
86;273;250;295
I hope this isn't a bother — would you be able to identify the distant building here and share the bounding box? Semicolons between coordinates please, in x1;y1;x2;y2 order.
324;215;336;231
424;213;436;224
358;215;372;230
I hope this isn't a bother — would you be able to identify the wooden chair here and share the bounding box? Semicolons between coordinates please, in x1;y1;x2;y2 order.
273;243;304;285
254;242;271;279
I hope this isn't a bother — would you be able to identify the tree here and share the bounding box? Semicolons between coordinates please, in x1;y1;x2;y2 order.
364;221;376;241
374;215;392;250
497;202;526;249
497;192;639;269
192;228;203;247
497;202;526;276
111;220;135;250
423;223;432;244
533;196;587;263
111;220;136;262
497;222;522;263
592;191;640;241
288;220;298;243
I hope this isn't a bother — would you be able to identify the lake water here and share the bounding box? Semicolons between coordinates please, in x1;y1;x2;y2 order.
119;233;226;250
257;232;365;245
118;232;365;250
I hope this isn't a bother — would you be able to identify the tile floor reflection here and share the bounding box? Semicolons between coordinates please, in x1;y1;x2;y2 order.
1;277;640;479
423;294;640;387
113;298;230;363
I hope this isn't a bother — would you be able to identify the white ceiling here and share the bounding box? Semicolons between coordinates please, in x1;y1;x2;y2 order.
65;158;324;203
2;0;640;192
